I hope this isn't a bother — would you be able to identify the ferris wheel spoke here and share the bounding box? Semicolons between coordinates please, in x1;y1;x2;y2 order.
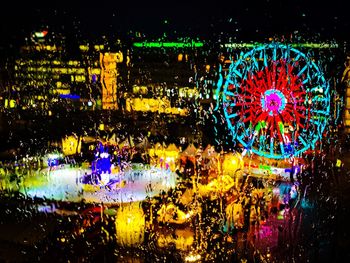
280;111;295;126
295;105;307;111
293;110;306;121
283;46;291;60
227;112;239;119
251;56;259;71
225;78;235;85
266;116;274;138
279;142;285;155
309;118;321;126
254;110;268;123
274;117;284;143
297;65;308;77
272;62;277;87
242;114;253;123
228;102;239;107
287;106;306;120
232;69;243;78
270;137;275;156
302;78;310;85
251;90;263;98
258;134;267;152
291;90;306;96
248;134;257;149
298;135;309;148
292;54;301;67
264;67;271;89
263;51;268;67
273;46;277;61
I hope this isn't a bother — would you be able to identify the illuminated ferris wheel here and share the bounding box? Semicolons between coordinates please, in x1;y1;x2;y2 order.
219;43;330;159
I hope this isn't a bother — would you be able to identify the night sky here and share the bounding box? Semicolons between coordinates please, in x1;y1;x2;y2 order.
0;0;348;46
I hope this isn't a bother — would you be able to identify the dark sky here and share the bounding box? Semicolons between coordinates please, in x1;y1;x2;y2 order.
0;0;348;45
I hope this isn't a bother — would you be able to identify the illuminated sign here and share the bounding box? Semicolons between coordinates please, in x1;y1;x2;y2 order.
100;52;123;110
133;40;204;48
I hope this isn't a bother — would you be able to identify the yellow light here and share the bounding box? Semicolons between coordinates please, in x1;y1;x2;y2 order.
91;68;101;75
100;52;121;109
99;123;104;131
185;253;201;262
115;203;145;247
79;45;89;52
9;99;16;108
336;159;342;168
62;135;81;156
54;89;70;95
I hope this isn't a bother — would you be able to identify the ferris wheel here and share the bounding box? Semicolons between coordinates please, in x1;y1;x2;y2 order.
219;43;330;159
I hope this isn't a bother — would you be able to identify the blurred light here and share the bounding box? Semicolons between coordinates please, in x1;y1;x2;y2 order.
133;41;204;48
79;45;89;52
34;30;48;38
185;253;201;262
59;94;80;99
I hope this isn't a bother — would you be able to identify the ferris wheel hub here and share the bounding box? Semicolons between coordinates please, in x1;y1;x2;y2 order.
261;89;286;116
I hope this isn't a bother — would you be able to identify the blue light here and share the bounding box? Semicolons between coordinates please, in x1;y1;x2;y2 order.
48;158;59;167
59;94;81;100
93;142;112;174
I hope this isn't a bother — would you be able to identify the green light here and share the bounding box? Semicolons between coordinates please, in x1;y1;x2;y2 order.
133;43;143;47
291;43;338;48
133;41;204;48
223;43;256;49
258;164;272;172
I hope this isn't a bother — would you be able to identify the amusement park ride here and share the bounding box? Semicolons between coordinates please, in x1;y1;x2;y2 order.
216;42;330;160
